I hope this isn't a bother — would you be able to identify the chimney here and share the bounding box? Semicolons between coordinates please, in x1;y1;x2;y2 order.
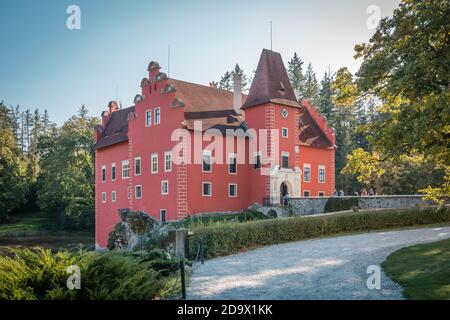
233;74;242;114
108;101;119;113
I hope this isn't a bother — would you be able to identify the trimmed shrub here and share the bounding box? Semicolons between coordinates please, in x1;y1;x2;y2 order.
188;207;450;259
170;209;268;228
324;197;359;212
0;247;180;300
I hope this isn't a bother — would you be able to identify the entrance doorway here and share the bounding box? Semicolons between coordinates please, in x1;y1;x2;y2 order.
280;181;290;205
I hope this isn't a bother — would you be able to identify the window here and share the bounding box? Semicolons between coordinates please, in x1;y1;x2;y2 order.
161;180;169;195
303;190;310;197
154;107;161;125
135;157;141;176
303;164;311;182
202;182;212;196
202;150;212;172
111;163;116;181
254;152;261;169
319;166;326;183
111;191;117;202
151;153;158;174
101;165;106;182
281;152;289;168
145;110;152;127
228;184;237;197
164;152;172;172
160;209;167;223
122;160;130;179
318;192;325;197
282;127;288;138
135;185;142;199
101;192;106;203
228;154;237;174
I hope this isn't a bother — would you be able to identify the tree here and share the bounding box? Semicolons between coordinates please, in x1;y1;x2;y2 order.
0;102;28;221
287;52;305;99
37;106;99;229
231;64;248;90
354;0;450;201
219;71;232;91
317;70;334;121
303;63;320;105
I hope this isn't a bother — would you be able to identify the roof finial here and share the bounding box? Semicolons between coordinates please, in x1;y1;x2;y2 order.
168;45;171;78
270;21;273;51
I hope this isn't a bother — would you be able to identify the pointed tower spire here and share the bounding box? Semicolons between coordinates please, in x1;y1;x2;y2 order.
241;49;299;110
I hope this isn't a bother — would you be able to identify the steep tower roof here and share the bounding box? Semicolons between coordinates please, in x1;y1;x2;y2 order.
241;49;299;110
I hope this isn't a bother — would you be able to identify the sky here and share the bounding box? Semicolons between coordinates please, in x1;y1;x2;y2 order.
0;0;400;124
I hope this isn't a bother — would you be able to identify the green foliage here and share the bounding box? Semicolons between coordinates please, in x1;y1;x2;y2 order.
382;238;450;299
287;52;305;98
324;197;359;212
0;247;79;300
0;247;180;300
37;106;98;230
303;63;320;104
354;0;450;196
170;210;268;228
0;102;29;221
188;207;450;259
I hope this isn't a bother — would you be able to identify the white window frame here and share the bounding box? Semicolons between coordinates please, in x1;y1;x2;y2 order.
318;165;326;183
164;151;172;172
228;183;238;197
154;107;161;125
303;190;310;197
135;185;142;199
202;182;212;197
281;152;290;169
303;164;311;182
111;191;117;202
145;110;152;127
134;157;141;176
161;180;169;195
122;160;130;179
111;163;116;181
282;127;288;138
228;153;237;174
101;192;106;203
202;150;212;173
160;209;167;223
101;165;106;183
151;153;158;174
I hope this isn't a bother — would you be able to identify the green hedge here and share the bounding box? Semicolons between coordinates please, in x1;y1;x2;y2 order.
324;197;359;212
188;207;450;259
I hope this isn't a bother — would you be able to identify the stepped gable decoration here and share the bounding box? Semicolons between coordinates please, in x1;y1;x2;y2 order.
134;94;144;103
162;83;177;94
140;78;150;87
147;61;160;71
241;49;299;110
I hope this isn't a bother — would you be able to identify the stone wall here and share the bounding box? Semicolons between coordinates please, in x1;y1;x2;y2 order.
289;195;440;216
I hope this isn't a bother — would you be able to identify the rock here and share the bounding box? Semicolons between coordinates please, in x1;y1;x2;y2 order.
107;209;163;251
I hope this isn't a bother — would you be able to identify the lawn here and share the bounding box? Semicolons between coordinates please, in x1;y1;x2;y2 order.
0;212;94;252
382;238;450;300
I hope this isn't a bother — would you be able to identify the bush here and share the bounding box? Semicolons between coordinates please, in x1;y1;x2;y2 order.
188;207;450;259
170;209;268;228
324;197;359;212
0;247;180;300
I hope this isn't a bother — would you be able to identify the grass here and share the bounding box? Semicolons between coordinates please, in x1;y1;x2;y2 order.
382;238;450;300
0;212;94;251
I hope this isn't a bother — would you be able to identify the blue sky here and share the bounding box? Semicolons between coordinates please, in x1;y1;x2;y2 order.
0;0;400;124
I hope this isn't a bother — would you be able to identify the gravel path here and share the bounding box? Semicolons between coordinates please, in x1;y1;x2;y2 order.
187;226;450;300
